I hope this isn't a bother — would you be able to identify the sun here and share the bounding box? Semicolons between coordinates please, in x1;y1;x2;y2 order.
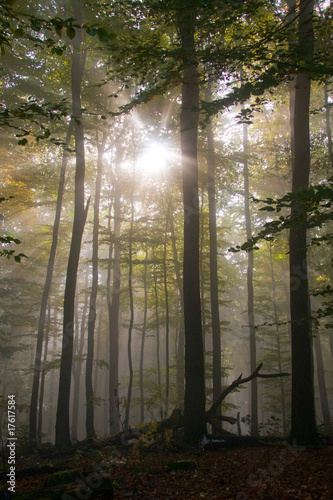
137;142;171;176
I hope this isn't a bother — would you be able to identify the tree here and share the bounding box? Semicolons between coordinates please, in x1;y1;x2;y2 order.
177;2;206;441
55;0;89;447
288;0;320;447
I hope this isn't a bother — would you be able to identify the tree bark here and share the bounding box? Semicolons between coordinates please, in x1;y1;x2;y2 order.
289;0;320;447
178;7;206;442
55;0;89;447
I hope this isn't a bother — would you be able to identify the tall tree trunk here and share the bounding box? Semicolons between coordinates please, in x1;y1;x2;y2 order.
85;133;105;439
169;206;185;407
178;7;206;441
93;310;103;396
269;244;287;433
163;203;170;419
243;121;258;436
206;84;222;423
107;174;121;435
140;243;148;423
124;163;135;431
153;268;162;404
29;121;73;446
72;272;89;440
46;329;57;442
37;304;51;444
314;332;331;428
55;0;89;447
289;0;320;447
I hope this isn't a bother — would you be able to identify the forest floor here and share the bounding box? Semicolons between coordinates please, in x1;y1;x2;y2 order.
1;438;333;499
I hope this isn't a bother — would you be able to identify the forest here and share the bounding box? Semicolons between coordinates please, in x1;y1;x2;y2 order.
0;0;333;497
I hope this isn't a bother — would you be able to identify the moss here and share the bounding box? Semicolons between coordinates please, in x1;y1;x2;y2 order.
43;469;81;488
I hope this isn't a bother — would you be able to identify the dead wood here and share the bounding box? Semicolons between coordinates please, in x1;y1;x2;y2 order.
206;363;289;421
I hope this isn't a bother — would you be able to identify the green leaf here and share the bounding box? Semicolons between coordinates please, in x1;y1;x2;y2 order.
66;26;75;40
87;27;98;37
259;206;275;212
97;27;109;42
64;17;76;24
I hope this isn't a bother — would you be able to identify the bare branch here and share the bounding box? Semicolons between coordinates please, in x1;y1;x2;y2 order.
206;363;289;418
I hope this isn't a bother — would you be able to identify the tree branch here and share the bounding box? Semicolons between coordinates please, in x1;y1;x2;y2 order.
206;363;289;419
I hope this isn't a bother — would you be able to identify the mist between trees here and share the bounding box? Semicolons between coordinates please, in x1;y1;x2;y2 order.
0;0;332;448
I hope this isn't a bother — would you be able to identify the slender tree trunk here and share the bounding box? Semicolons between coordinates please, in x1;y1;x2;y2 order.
55;1;89;447
140;243;148;423
206;84;222;423
289;0;320;447
153;268;162;403
47;328;57;441
178;7;206;441
169;207;185;407
72;272;88;440
269;244;287;433
314;332;331;428
37;304;51;443
243;121;258;436
163;204;170;419
124;164;135;431
85;133;105;439
107;176;121;434
93;310;103;397
29;121;73;446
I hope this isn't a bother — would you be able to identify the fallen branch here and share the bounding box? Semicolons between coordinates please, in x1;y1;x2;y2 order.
206;363;289;420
